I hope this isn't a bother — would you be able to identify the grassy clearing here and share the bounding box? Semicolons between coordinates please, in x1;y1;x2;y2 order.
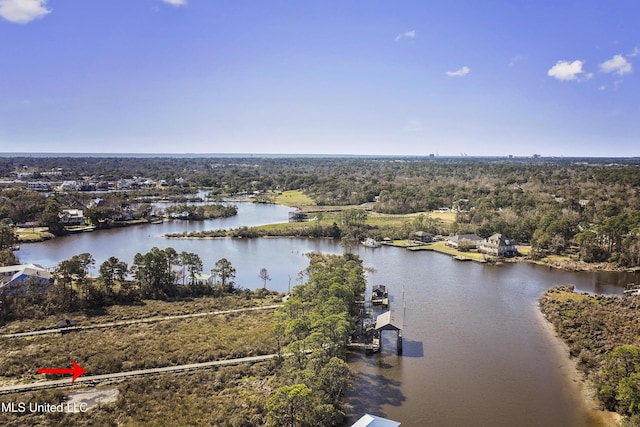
15;227;53;243
545;254;573;263
548;290;592;303
367;210;452;226
0;303;277;385
424;211;456;224
0;294;281;334
518;245;532;255
274;190;315;207
428;241;487;261
366;214;409;227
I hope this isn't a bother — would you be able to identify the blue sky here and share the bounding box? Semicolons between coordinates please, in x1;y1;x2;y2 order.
0;0;638;156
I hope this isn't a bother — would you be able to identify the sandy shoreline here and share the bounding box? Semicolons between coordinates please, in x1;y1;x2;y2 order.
535;304;621;427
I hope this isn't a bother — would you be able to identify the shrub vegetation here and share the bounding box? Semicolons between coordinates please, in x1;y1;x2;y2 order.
540;286;640;419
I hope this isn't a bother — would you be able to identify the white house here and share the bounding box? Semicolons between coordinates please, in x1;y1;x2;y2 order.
446;234;483;249
59;181;78;191
0;264;53;296
27;182;52;191
59;209;86;226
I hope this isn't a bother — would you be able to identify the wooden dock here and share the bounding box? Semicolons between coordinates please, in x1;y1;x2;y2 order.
347;339;380;354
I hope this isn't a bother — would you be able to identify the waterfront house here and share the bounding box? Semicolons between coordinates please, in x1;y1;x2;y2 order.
446;234;483;249
59;209;86;226
413;231;433;243
0;264;53;296
477;233;517;257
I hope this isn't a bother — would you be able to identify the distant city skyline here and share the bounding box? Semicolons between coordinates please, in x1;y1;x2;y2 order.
1;0;638;157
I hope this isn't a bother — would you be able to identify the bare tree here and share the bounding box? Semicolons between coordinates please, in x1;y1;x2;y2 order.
259;267;271;289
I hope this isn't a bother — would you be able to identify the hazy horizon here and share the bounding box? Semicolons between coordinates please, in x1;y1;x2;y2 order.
2;152;640;160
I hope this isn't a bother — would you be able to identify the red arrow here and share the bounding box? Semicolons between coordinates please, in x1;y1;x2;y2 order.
38;360;86;383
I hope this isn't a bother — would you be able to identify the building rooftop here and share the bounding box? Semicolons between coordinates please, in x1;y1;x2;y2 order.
351;413;401;427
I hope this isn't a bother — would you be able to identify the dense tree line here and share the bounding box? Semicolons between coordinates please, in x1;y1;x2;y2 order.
267;253;365;426
0;248;243;323
163;203;237;220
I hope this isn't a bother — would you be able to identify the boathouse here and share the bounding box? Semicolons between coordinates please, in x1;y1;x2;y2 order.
375;310;403;355
288;210;309;222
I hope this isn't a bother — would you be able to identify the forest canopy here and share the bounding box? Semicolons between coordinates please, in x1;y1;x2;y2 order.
2;156;640;267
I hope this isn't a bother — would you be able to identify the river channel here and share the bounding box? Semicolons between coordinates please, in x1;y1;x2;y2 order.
16;203;640;426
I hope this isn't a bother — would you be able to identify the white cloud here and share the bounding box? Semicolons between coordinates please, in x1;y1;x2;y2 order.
162;0;187;6
445;66;470;77
598;85;606;91
599;54;632;75
628;47;640;58
394;30;416;42
547;60;585;81
0;0;50;24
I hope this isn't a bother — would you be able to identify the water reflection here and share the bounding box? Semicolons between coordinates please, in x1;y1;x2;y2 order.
346;357;407;419
400;339;425;358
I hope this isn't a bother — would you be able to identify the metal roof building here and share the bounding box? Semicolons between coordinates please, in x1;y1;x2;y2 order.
351;413;401;427
375;310;404;354
375;310;403;332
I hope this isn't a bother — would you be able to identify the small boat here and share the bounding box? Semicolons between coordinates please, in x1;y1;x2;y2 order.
361;238;381;248
624;283;640;296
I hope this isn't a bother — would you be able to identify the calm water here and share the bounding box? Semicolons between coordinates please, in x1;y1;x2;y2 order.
17;204;639;426
347;249;636;427
18;202;342;289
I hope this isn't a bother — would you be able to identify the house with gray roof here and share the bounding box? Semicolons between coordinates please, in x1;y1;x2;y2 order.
446;234;483;249
477;233;517;257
